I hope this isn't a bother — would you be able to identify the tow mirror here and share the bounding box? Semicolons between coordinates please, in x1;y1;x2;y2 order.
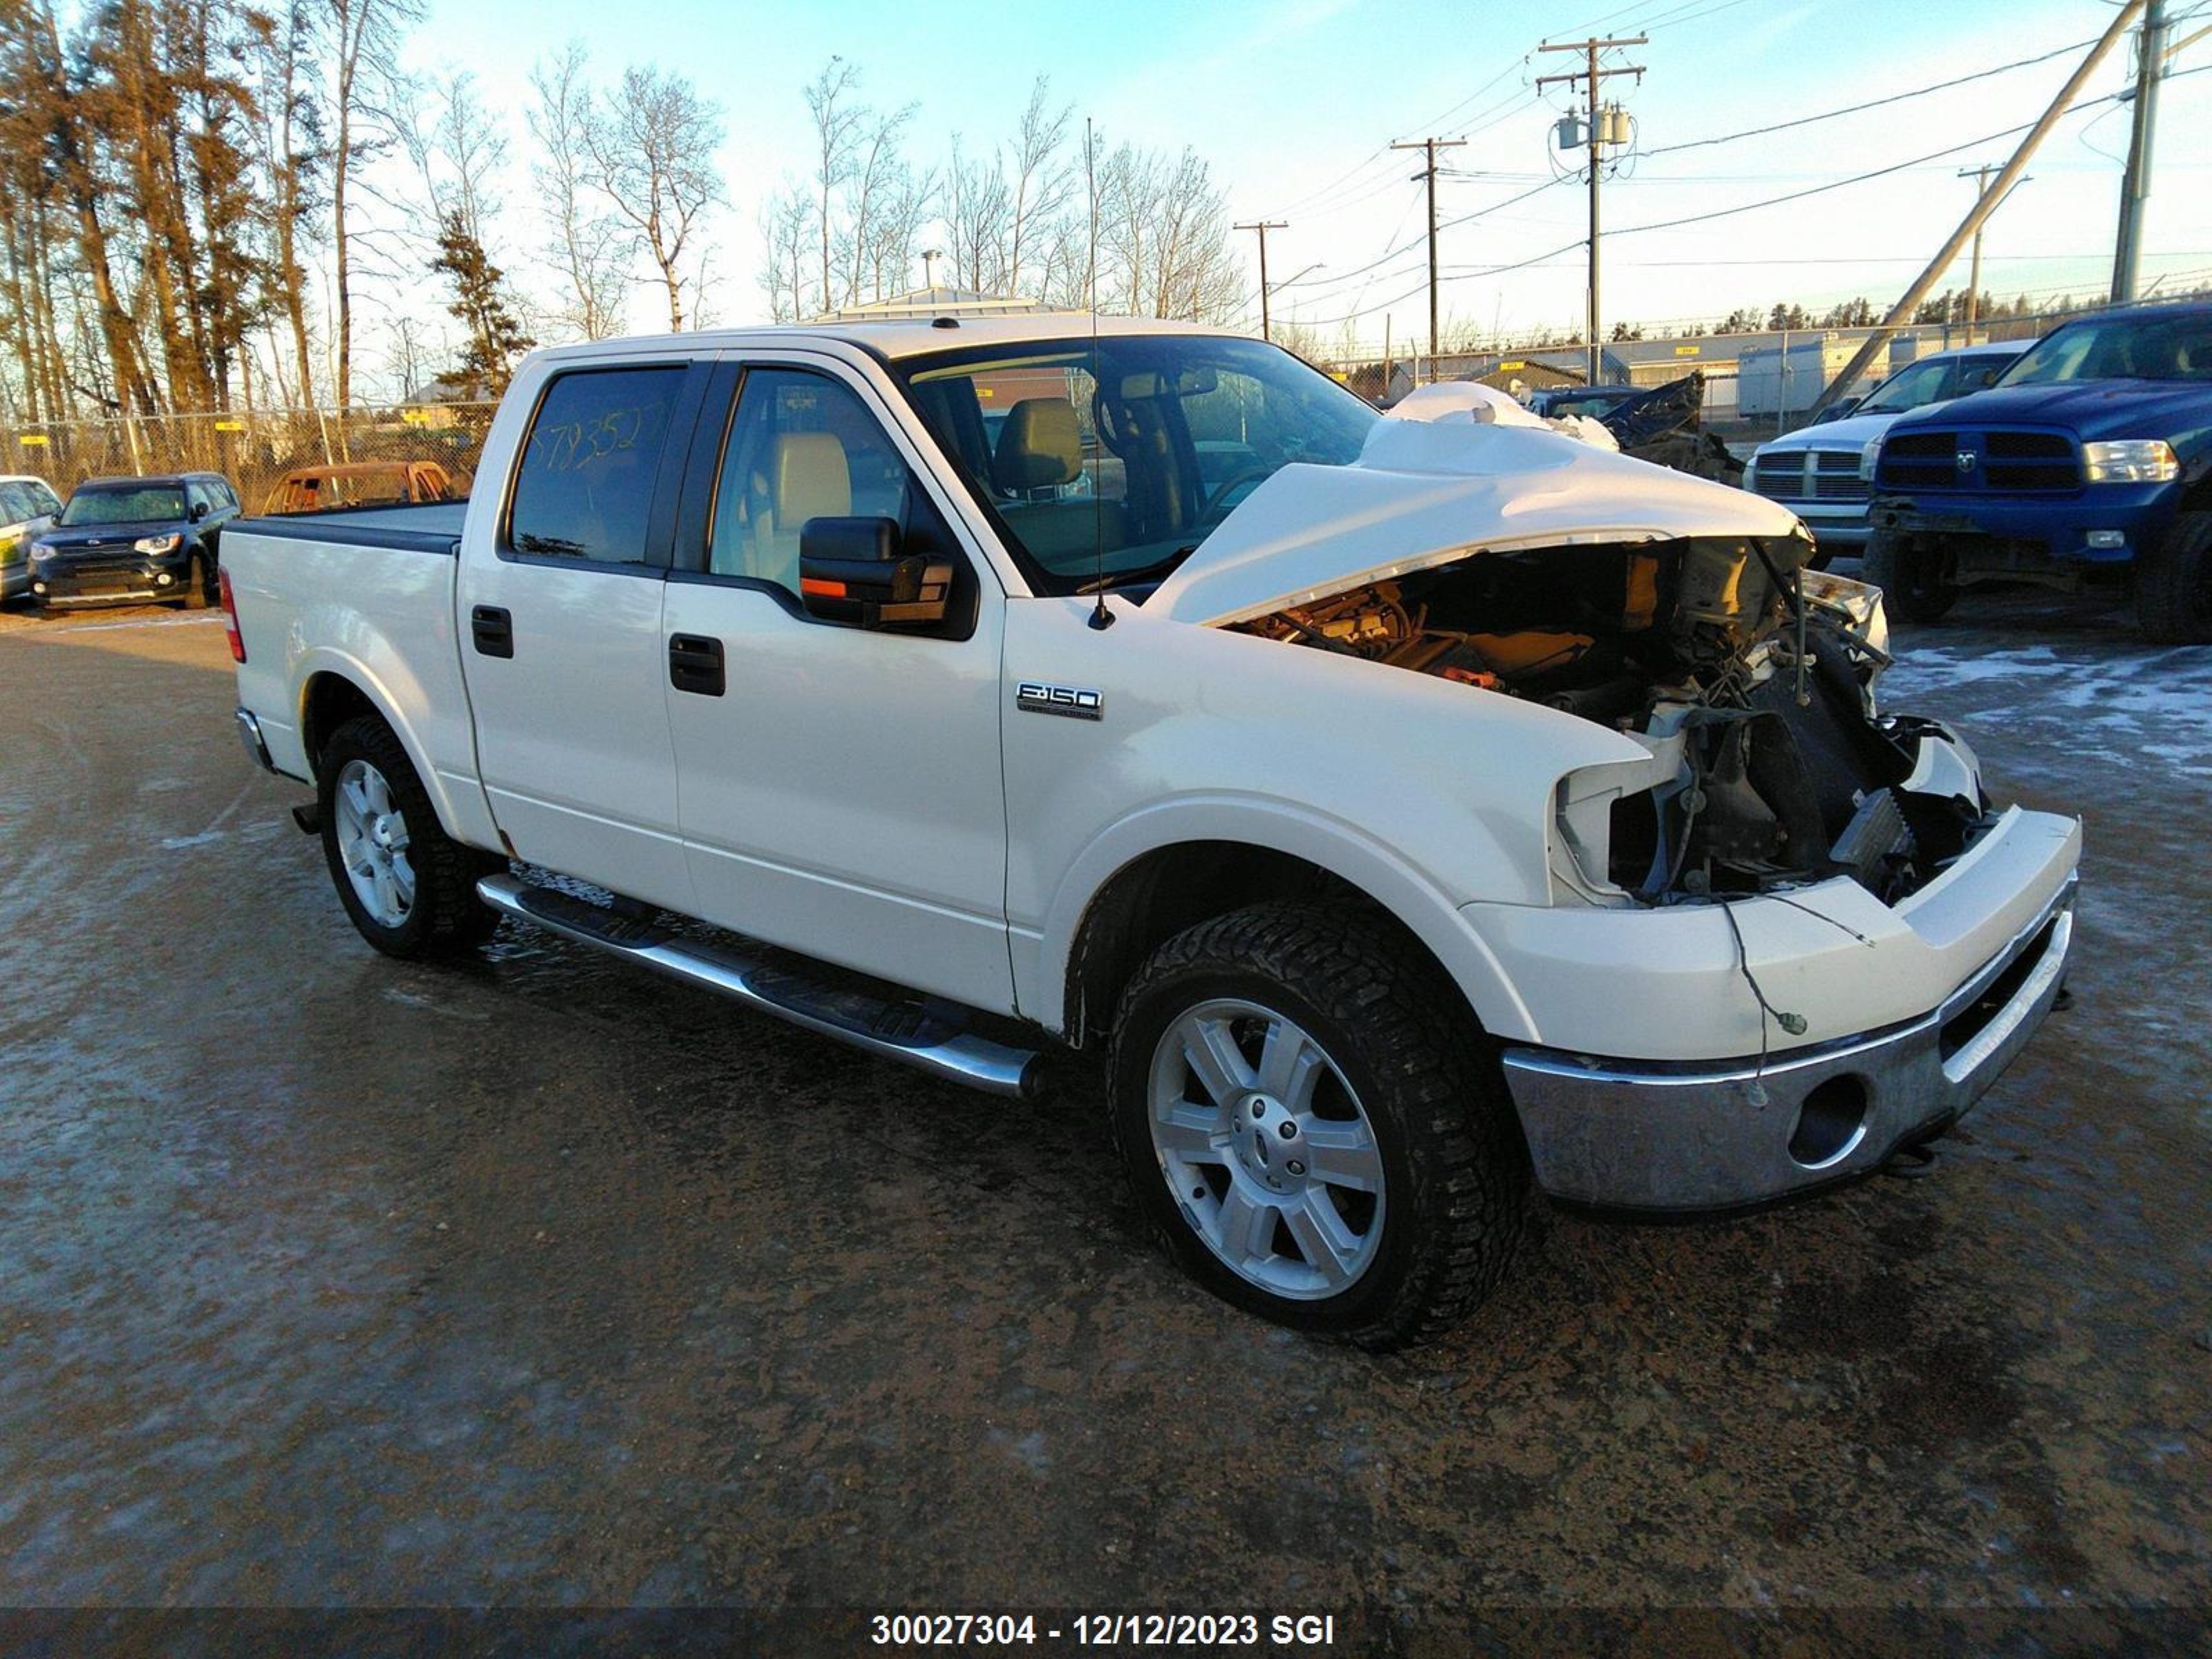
798;516;953;630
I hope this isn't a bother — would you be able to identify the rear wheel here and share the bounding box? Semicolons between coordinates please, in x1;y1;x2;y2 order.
1109;903;1527;1349
1864;527;1958;623
2135;510;2212;645
318;714;501;959
180;554;209;610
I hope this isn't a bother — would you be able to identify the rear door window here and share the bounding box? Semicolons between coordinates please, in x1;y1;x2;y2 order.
508;366;686;564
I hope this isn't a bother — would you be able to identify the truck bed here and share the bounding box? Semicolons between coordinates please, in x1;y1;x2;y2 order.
224;500;479;827
227;499;468;556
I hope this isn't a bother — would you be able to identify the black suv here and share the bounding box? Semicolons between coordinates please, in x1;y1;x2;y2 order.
28;472;241;611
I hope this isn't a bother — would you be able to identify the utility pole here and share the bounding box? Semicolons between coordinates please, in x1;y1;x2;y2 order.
1391;138;1465;383
1958;165;1991;336
1538;34;1644;386
1235;220;1288;340
1954;164;2031;339
2112;0;2166;302
1808;1;2144;416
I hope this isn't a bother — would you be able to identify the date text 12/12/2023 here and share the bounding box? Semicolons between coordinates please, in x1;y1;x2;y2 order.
868;1613;1338;1648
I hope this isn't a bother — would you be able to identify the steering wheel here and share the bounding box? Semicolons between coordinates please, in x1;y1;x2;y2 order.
1201;467;1276;520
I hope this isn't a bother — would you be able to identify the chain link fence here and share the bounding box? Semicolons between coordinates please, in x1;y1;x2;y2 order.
5;404;497;514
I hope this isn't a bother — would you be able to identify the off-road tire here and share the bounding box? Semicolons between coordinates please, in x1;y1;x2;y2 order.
1108;902;1528;1349
1863;527;1958;623
319;713;502;959
181;554;210;610
2135;509;2212;646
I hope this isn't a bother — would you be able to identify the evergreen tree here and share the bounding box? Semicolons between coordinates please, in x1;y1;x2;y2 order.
429;209;532;397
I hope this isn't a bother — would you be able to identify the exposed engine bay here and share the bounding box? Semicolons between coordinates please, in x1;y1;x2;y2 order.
1233;534;1991;906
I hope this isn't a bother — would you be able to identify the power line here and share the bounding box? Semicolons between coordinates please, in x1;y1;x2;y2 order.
1275;178;1564;303
1645;35;2100;156
1280;71;2189;334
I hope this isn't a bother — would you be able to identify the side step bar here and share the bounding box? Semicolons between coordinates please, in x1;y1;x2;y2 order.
476;872;1044;1100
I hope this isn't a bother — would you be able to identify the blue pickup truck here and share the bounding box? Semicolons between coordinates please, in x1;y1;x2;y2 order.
1864;300;2212;642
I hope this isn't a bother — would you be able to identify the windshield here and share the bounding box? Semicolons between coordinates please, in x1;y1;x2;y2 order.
1997;312;2212;386
898;334;1378;594
1859;357;1957;414
59;485;185;525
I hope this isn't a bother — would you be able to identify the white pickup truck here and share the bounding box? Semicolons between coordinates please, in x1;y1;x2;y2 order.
225;317;2079;1347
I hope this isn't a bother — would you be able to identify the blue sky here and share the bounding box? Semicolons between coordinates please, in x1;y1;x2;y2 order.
394;0;2211;355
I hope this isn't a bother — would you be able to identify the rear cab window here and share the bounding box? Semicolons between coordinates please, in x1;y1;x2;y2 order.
507;366;688;565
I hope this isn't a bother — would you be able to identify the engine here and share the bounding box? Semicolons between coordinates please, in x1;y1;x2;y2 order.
1233;536;1987;904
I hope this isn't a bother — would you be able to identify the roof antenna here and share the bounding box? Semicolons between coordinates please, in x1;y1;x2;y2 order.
1085;115;1114;631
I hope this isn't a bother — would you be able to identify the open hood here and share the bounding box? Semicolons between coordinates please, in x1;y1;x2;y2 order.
1147;415;1801;627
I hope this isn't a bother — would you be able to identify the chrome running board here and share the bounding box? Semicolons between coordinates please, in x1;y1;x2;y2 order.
477;872;1044;1100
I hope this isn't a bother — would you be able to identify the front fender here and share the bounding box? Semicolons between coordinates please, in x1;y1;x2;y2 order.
1003;597;1644;1037
1020;796;1539;1040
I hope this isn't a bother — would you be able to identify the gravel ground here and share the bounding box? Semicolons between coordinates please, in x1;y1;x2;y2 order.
0;587;2204;1654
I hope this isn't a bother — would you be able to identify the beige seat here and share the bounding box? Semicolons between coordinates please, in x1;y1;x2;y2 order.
995;397;1084;492
744;431;850;589
993;397;1125;566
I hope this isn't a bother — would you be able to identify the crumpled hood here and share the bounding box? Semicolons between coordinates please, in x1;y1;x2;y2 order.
1147;413;1802;626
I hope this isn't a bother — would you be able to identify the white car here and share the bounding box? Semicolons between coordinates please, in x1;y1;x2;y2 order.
1745;342;2028;560
0;474;64;601
221;317;2079;1347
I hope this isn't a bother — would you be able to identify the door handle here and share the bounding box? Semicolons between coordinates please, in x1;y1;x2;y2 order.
471;605;514;659
668;632;725;696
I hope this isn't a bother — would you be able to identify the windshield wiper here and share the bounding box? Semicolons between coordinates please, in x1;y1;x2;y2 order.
1078;543;1201;595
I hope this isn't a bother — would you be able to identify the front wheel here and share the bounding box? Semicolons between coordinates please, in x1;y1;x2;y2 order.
2136;510;2212;645
318;714;501;959
1109;903;1528;1349
1863;529;1957;623
180;555;210;610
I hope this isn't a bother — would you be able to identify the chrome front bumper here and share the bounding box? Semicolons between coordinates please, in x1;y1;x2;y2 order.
1499;878;2077;1210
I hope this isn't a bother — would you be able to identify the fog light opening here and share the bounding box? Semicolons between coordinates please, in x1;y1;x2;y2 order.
156;572;174;586
1788;1074;1870;1168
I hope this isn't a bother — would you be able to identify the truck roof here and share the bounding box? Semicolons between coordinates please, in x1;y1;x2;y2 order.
525;312;1230;368
75;472;226;489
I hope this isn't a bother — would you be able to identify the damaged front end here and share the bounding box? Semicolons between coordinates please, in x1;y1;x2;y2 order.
1232;529;1991;910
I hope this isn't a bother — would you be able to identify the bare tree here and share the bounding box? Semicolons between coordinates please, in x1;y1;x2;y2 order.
838;98;915;304
868;161;936;300
326;0;416;409
942;133;1007;294
388;70;505;252
1097;142;1240;323
1004;75;1071;297
758;185;814;321
585;64;723;332
243;0;324;406
803;56;862;310
527;42;624;339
